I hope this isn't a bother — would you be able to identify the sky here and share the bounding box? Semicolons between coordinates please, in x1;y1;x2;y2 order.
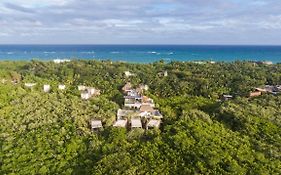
0;0;281;45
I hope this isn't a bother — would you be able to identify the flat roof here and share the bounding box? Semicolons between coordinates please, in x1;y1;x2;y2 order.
147;119;161;128
113;119;127;127
91;120;102;128
131;118;142;128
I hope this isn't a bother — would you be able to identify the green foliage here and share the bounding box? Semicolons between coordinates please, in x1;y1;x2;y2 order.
0;60;281;174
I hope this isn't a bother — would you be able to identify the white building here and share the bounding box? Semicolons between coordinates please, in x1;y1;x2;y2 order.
91;120;103;130
131;118;142;129
53;59;71;64
147;119;161;129
25;83;36;88
78;85;87;91
43;85;51;93
58;84;66;90
113;119;127;128
81;91;91;100
124;71;134;77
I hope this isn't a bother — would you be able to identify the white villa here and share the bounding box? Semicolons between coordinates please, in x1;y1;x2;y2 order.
91;120;103;130
131;118;142;129
124;71;135;77
113;119;127;128
53;59;71;64
147;119;161;129
43;85;51;93
25;83;37;88
58;84;66;90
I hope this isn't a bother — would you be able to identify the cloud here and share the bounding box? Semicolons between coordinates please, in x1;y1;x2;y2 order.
0;0;281;44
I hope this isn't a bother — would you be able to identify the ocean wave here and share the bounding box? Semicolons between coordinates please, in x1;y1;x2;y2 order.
82;51;95;54
44;51;56;54
7;52;14;55
111;51;120;54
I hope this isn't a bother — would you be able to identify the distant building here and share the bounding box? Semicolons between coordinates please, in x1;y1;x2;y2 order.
113;119;127;128
249;91;262;97
78;85;87;91
25;83;36;88
58;84;66;90
117;109;135;119
124;71;134;77
142;96;155;107
131;118;142;129
43;84;51;93
140;104;155;113
81;91;91;100
53;59;71;64
91;120;103;130
124;96;142;109
80;87;101;100
146;119;161;129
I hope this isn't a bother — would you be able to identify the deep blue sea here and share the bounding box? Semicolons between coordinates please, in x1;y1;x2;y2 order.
0;45;280;63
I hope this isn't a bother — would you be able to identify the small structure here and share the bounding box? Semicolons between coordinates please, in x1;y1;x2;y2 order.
164;70;168;77
124;71;134;77
53;59;71;64
58;84;66;90
142;96;155;107
113;119;127;128
43;84;51;93
221;95;233;101
151;110;163;119
80;87;101;100
131;118;142;129
25;83;36;88
88;88;101;96
91;120;103;130
122;82;132;93
146;119;161;129
81;91;91;100
78;85;87;91
140;104;155;113
250;91;262;97
117;109;135;119
124;96;142;109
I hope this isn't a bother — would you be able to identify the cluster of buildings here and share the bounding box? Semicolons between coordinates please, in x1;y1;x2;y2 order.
250;85;281;97
91;82;163;131
78;85;101;100
24;83;100;99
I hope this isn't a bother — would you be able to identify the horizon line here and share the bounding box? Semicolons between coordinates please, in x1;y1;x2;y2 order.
0;44;281;46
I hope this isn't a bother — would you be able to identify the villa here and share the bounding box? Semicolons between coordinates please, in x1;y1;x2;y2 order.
113;119;127;128
79;86;101;100
58;84;66;90
43;85;51;93
124;71;134;77
25;83;36;88
117;109;135;119
78;85;87;91
131;118;142;129
250;85;281;97
91;120;103;130
146;119;161;129
53;59;71;64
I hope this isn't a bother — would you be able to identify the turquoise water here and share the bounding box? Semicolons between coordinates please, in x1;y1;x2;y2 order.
0;45;280;63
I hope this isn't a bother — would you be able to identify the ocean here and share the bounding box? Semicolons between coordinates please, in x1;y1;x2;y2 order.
0;45;280;63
